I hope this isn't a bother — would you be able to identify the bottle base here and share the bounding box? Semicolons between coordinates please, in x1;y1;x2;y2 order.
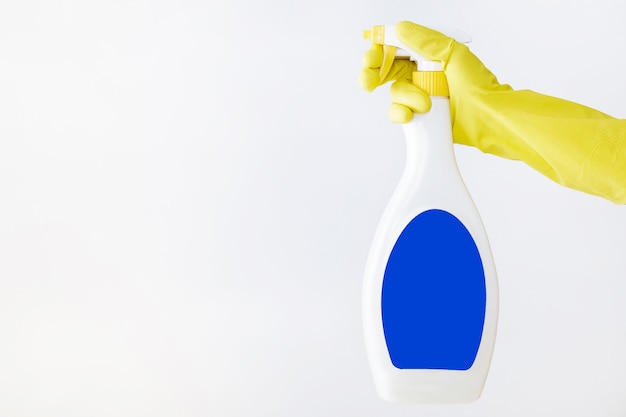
374;371;484;404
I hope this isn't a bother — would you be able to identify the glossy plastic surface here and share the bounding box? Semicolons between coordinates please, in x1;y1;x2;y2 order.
362;97;499;403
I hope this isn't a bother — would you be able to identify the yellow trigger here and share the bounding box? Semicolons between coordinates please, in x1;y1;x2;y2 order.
380;45;397;81
363;26;397;81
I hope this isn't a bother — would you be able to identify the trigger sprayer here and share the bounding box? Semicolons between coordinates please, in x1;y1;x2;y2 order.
361;25;499;403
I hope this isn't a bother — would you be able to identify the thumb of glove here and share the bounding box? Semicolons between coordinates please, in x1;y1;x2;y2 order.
395;21;505;92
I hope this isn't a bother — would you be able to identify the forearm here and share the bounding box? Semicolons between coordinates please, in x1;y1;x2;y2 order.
452;90;626;204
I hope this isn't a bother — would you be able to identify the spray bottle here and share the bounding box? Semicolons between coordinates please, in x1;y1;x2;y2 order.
362;25;499;403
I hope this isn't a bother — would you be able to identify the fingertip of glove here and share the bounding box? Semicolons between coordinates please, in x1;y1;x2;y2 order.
395;21;454;62
390;80;432;114
362;45;383;68
389;103;413;124
359;68;379;92
396;21;421;31
396;21;446;39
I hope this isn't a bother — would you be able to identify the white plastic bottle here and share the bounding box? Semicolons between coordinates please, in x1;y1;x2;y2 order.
362;25;499;403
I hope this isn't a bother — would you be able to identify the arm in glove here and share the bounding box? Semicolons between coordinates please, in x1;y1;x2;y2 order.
360;21;626;205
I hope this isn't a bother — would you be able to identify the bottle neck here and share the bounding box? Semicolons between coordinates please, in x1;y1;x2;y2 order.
401;98;459;183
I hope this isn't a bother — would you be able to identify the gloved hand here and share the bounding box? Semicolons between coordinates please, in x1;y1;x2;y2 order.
360;21;626;205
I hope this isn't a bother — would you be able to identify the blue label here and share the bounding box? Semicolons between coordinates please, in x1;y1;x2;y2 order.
381;209;486;370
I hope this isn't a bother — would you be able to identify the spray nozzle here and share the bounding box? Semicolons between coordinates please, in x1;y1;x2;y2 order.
363;26;401;82
364;24;471;97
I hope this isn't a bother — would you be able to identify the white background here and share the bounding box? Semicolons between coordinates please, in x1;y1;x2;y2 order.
1;0;625;416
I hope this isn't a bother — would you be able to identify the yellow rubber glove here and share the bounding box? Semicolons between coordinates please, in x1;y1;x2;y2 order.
360;21;626;205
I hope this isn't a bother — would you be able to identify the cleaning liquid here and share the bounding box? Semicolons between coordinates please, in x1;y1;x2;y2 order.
362;25;499;403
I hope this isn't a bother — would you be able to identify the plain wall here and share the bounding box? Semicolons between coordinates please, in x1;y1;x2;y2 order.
1;0;625;416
